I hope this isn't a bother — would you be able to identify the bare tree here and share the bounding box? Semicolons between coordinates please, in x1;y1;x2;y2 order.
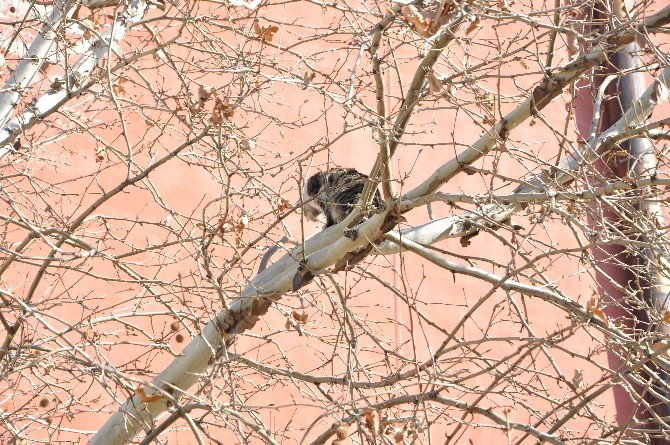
1;0;670;444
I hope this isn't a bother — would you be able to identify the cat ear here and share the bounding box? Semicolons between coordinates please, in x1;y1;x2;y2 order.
306;173;323;197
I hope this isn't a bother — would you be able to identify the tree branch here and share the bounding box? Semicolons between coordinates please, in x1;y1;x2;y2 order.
0;0;149;160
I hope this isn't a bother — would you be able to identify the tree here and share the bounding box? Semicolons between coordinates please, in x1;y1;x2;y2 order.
1;0;669;444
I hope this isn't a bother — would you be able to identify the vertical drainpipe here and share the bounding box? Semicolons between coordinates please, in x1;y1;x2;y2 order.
571;0;670;441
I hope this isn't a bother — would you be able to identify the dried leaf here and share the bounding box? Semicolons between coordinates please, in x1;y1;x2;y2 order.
240;138;255;151
212;103;233;124
460;233;475;247
427;71;442;94
586;296;597;313
465;18;480;35
216;218;230;239
664;311;670;323
83;327;98;340
334;425;349;439
291;310;309;324
198;85;214;104
302;71;315;89
254;20;279;42
135;386;162;403
572;368;584;388
394;429;405;444
276;196;290;212
402;5;431;37
210;109;223;125
651;341;669;355
586;296;608;325
50;78;63;90
363;408;379;435
213;97;234;121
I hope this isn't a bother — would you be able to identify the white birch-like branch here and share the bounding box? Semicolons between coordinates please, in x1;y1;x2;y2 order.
377;65;670;254
87;65;670;445
0;0;148;160
0;0;80;129
88;210;390;445
87;6;670;444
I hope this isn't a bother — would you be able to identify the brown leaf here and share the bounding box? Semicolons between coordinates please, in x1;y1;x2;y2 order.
302;71;315;89
214;97;235;120
459;233;475;247
402;5;431;37
291;310;309;324
465;18;480;35
276;196;290;212
334;424;349;439
216;218;230;239
586;296;597;313
572;368;584;388
198;85;214;103
83;327;98;340
210;97;235;125
394;429;406;444
50;78;63;90
363;408;379;435
651;341;670;356
235;214;249;235
427;71;442;94
240;138;255;151
254;20;279;42
135;386;162;403
586;296;608;325
211;110;223;125
664;311;670;323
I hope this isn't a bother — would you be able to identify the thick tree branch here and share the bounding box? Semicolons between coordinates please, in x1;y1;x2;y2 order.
377;64;670;254
0;0;80;129
0;0;148;160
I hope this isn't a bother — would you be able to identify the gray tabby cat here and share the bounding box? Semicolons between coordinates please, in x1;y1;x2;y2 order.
302;168;382;228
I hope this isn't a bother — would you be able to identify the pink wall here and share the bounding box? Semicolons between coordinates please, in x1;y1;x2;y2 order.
2;0;669;443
